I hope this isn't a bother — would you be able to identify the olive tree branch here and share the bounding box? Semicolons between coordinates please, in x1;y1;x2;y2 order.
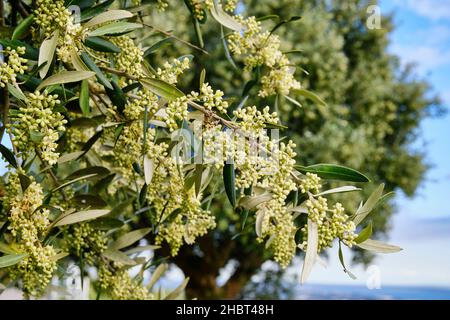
142;22;209;55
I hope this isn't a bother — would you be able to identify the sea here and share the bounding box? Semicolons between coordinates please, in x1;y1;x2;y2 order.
294;284;450;300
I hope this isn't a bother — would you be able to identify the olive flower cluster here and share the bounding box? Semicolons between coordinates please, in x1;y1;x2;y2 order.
33;0;72;39
4;172;56;297
142;141;215;256
300;197;357;251
0;46;28;87
233;106;279;131
164;82;228;131
124;89;159;120
298;173;321;194
227;16;301;97
98;264;153;300
109;36;145;84
155;187;216;256
156;57;191;85
11;91;67;165
64;223;108;265
200;106;299;267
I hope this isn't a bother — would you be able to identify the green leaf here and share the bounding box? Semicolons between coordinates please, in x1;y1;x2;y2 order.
300;219;318;284
125;245;160;255
140;78;185;101
7;83;26;101
0;39;39;60
84;9;134;28
353;184;384;225
223;163;236;207
295;164;370;183
338;241;357;280
0;253;28;268
54;209;110;227
50;252;69;261
284;95;302;108
39;30;59;79
143;155;154;185
102;249;136;265
293;88;327;107
81;129;103;154
143;37;173;57
147;263;168;290
11;14;34;40
92;173;116;193
164;277;189;300
256;15;279;22
84;36;121;53
0;242;17;255
57;151;85;164
210;1;243;31
18;174;31;192
374;191;395;210
108;228;151;250
51;174;99;193
194;164;203;197
81;0;115;22
80;52;113;90
221;25;237;69
356;239;402;253
269;15;301;35
36;71;95;91
105;80;126;110
79;80;90;116
29;130;44;143
65;166;110;181
89;217;123;230
139;183;148;206
238;193;273;210
87;21;142;37
71;194;107;208
199;69;206;89
0;144;17;168
354;221;373;244
315;186;361;197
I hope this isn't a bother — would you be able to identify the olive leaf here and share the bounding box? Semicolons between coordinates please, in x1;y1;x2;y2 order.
144;155;155;185
353;184;384;226
140;78;185;100
238;193;273;210
108;228;151;250
300;219;318;284
356;239;402;253
87;21;142;37
295;164;370;183
210;0;243;31
0;253;28;268
38;30;59;79
84;9;134;28
53;209;110;227
102;249;136;266
223;163;236;207
79;80;90;116
11;14;34;40
36;71;95;91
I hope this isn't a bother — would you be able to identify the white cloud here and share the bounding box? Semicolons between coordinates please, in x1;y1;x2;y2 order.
395;0;450;21
390;43;450;73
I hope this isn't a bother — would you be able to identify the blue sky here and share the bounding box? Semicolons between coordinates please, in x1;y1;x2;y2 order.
1;0;450;293
306;0;450;289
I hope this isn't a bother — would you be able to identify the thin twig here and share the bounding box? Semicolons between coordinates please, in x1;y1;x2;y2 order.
0;89;9;143
35;148;68;201
142;23;209;55
0;0;5;27
9;0;29;18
